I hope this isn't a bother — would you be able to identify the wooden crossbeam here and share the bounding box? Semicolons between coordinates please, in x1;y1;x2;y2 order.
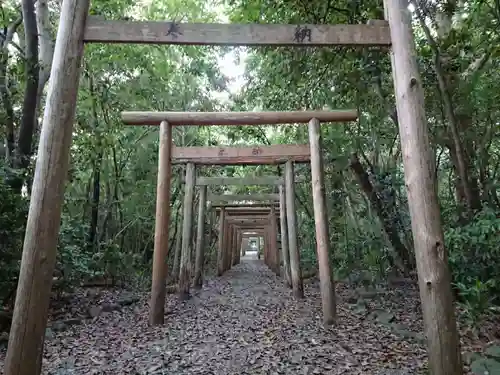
121;110;358;126
227;219;270;224
193;176;306;185
84;18;391;47
226;210;278;216
226;214;277;220
197;176;282;186
212;203;279;209
172;144;310;165
209;194;279;203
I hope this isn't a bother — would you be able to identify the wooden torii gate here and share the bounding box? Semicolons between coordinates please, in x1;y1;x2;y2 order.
5;1;462;374
173;144;309;306
216;206;281;276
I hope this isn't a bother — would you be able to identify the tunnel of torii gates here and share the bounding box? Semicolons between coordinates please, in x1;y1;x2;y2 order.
4;1;463;375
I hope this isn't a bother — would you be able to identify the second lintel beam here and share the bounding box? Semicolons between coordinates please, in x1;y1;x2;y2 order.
121;110;358;126
209;193;279;203
172;144;310;165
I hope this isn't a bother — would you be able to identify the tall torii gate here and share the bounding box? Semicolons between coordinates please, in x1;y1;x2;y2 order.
5;1;462;374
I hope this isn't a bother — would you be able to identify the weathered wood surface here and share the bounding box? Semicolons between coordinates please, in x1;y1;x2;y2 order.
308;118;336;325
269;206;280;276
279;185;291;287
384;1;463;374
172;144;311;165
4;1;90;373
150;122;173;324
225;208;274;214
193;185;207;289
212;203;280;209
232;227;239;266
285;161;304;299
227;218;271;225
209;193;279;203
121;110;358;126
241;231;266;236
223;221;232;272
178;163;195;300
217;208;226;276
189;176;307;185
196;176;282;186
85;18;391;47
226;210;279;219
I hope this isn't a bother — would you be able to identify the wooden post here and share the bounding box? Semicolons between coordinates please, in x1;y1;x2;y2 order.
229;224;235;268
234;229;241;264
279;185;291;286
263;228;269;266
150;121;174;323
193;185;207;288
206;203;214;251
171;216;182;281
384;1;463;374
270;207;280;275
285;161;304;298
236;230;242;261
308;118;336;325
217;208;226;276
223;220;232;271
232;226;238;266
179;162;195;300
230;225;236;266
4;1;90;373
257;236;261;259
241;235;246;257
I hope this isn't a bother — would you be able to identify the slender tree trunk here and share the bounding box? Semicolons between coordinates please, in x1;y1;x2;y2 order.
412;2;481;216
350;153;413;273
13;0;40;190
87;151;103;250
0;16;22;163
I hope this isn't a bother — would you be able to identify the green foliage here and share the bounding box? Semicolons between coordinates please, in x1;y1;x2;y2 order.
446;208;500;318
0;167;28;304
56;214;93;287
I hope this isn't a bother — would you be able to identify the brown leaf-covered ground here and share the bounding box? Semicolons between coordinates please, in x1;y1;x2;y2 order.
0;253;497;374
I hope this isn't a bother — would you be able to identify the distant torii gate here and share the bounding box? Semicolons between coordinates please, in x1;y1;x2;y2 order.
172;143;311;308
6;1;462;374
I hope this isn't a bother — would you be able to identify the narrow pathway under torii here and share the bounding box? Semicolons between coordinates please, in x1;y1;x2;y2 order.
17;252;433;375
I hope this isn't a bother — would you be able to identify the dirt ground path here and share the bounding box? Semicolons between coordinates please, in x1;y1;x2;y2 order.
2;253;430;374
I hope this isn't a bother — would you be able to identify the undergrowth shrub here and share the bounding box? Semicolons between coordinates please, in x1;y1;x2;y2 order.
0;168;28;305
446;208;500;317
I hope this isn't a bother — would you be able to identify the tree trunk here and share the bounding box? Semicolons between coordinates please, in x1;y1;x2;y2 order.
350;153;413;273
13;0;40;190
412;2;481;217
87;151;102;250
0;16;22;163
34;0;54;116
384;2;463;374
